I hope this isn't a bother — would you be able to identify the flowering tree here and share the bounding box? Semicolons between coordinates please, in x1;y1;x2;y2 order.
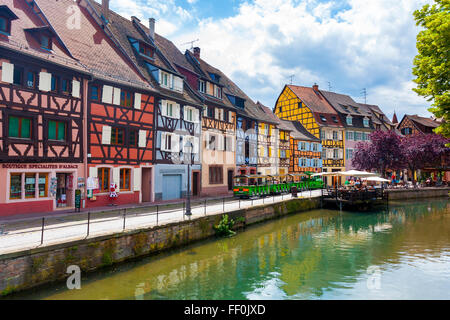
400;134;450;182
352;130;406;177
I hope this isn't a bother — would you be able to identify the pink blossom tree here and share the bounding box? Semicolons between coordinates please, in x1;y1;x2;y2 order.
352;130;406;177
400;134;450;183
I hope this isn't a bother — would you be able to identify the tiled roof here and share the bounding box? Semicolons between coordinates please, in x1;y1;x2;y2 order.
86;0;201;104
33;0;152;90
279;120;321;142
287;85;338;115
320;90;371;117
0;0;85;74
409;114;441;128
256;102;284;125
185;49;267;121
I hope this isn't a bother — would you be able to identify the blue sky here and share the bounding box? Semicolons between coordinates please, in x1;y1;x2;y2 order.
104;0;434;121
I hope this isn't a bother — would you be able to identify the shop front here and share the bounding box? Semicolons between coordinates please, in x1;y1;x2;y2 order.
0;163;84;217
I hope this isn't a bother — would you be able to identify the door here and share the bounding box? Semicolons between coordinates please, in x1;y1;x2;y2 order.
162;174;182;200
228;170;234;191
192;172;199;196
142;168;152;202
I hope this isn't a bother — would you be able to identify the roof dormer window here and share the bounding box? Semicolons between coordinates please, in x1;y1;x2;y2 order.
332;116;339;123
139;42;154;58
0;5;19;36
363;117;370;127
25;26;55;51
346;116;353;126
320;115;327;122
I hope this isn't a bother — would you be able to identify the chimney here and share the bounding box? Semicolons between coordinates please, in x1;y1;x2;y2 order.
102;0;110;23
148;18;155;40
193;47;201;59
312;83;319;92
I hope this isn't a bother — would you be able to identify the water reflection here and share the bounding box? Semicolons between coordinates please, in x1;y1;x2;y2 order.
9;199;450;300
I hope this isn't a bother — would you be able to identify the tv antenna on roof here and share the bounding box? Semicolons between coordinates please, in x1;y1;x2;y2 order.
328;81;332;92
181;39;199;50
288;74;295;84
361;88;367;104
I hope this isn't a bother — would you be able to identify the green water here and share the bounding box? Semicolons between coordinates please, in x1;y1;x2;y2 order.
9;198;450;300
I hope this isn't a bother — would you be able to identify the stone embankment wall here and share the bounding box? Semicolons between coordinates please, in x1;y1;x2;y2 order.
0;197;320;296
387;187;449;200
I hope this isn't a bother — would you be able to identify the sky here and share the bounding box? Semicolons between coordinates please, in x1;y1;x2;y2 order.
99;0;434;122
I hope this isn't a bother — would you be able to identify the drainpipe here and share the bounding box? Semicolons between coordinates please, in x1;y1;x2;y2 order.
83;75;94;209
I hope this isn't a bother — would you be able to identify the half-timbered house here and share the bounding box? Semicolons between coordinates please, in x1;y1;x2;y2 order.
184;48;237;196
88;1;204;201
0;0;92;216
35;0;158;207
275;84;345;186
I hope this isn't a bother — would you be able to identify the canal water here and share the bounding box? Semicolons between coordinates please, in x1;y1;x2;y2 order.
10;198;450;300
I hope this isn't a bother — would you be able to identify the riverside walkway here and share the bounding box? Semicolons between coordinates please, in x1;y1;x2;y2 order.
0;190;322;256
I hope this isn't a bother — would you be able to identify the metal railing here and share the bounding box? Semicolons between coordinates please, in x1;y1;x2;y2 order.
0;190;322;255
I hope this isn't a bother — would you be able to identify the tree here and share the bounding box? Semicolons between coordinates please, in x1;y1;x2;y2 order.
400;133;450;182
412;0;450;138
352;130;406;177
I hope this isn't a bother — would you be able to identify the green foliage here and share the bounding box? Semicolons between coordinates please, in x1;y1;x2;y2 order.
412;0;450;138
213;215;236;237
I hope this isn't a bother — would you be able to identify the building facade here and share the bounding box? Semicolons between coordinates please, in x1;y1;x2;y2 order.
275;84;344;185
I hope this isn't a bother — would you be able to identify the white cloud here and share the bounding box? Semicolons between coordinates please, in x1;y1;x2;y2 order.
169;0;433;119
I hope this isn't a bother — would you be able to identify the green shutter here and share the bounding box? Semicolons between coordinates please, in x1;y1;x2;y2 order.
57;122;66;141
21;118;31;138
8;116;19;138
49;120;56;140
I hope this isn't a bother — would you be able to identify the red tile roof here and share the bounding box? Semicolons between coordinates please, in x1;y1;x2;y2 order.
34;0;152;90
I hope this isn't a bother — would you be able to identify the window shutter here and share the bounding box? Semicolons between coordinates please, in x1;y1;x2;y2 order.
160;100;167;117
113;168;120;191
102;85;113;104
39;72;52;92
218;135;224;151
160;132;167;151
194;108;200;123
134;93;142;109
193;137;200;154
318;144;322;152
339;149;343;159
138;130;147;148
203;106;208;117
228;111;233;123
1;62;14;83
133;168;141;191
338;131;343;140
89;167;98;178
174;104;180;119
72;80;80;98
171;134;180;152
102;125;111;145
113;87;121;105
204;132;210;150
215;108;219;120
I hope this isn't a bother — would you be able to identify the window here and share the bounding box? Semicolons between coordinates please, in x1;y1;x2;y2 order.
209;166;223;185
165;102;174;117
346;116;353;126
48;120;67;142
38;173;48;198
91;86;100;101
333;149;339;159
402;128;412;135
8;116;31;139
355;132;362;141
300;158;306;167
215;86;222;99
160;71;171;88
10;173;21;200
299;142;306;151
363;118;370;127
120;169;131;191
120;90;133;107
312;143;318;152
163;133;172;151
320;130;325;140
333;131;338;140
346;149;354;160
25;173;36;198
207;106;214;118
320;115;327;122
332;116;339;123
13;66;23;85
280;149;286;158
0;16;9;34
111;127;125;145
198;80;206;93
41;35;51;50
208;135;216;150
98;168;110;193
61;79;71;94
129;130;138;147
185;107;194;122
51;75;59;92
139;43;153;57
26;71;37;88
347;131;354;141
